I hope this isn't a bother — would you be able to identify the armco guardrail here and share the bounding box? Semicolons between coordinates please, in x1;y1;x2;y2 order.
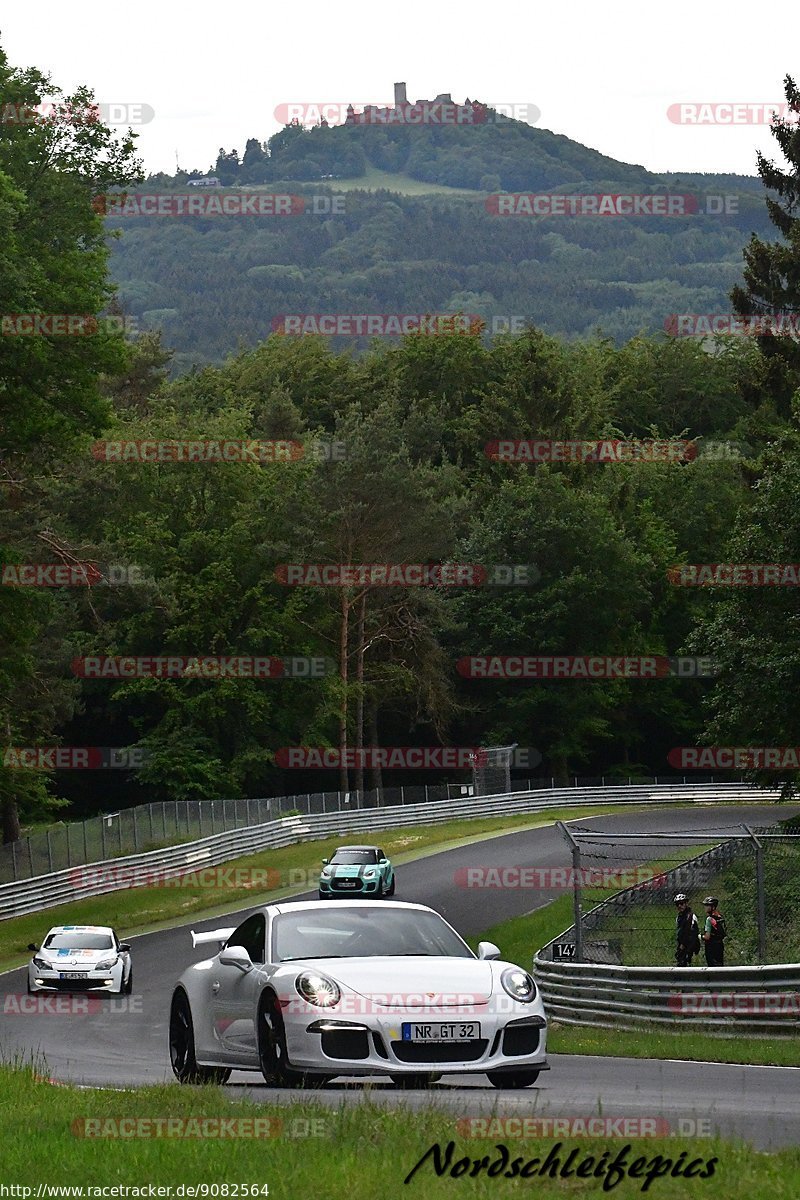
532;958;800;1035
0;782;779;921
532;816;800;1034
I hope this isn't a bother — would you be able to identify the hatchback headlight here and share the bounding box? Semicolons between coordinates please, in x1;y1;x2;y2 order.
500;967;537;1003
363;868;377;877
96;956;118;971
320;867;333;877
295;971;341;1008
32;956;49;970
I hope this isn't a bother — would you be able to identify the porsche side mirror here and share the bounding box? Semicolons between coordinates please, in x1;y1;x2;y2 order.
477;941;501;961
218;945;253;972
27;943;38;952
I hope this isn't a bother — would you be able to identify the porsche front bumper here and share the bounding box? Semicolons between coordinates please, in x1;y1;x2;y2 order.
282;1007;548;1076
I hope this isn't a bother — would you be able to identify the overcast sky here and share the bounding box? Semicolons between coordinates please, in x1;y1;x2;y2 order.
2;2;796;177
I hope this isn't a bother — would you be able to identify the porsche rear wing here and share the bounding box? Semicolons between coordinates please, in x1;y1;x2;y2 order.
191;927;236;949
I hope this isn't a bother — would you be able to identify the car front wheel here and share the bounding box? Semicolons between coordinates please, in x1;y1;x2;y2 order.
385;875;395;896
486;1069;540;1089
123;968;133;996
169;990;231;1085
257;994;305;1088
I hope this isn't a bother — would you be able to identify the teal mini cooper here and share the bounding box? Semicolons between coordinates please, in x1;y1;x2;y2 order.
318;845;396;899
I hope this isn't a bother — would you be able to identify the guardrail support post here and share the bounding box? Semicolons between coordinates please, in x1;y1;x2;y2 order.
556;821;583;962
11;840;17;881
743;824;767;963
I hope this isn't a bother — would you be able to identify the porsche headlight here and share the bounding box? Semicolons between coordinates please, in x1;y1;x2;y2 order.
96;956;118;971
32;956;49;970
295;972;341;1008
500;967;537;1003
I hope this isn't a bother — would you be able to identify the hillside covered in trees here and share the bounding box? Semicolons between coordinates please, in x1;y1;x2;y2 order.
107;118;772;372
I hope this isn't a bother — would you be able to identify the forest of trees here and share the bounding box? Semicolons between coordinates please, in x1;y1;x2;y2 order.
106;114;773;371
3;42;800;843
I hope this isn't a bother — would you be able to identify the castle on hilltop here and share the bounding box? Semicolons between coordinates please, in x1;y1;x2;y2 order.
343;82;486;126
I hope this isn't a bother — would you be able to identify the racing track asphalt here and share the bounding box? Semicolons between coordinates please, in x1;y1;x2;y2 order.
1;802;799;1149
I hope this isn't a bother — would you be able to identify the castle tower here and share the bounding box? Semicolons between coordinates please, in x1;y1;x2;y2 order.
394;81;407;107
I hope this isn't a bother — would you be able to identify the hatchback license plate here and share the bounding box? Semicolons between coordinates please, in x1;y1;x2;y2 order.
59;972;88;980
401;1022;480;1042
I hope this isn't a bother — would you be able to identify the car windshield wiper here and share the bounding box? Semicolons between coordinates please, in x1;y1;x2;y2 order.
278;954;352;962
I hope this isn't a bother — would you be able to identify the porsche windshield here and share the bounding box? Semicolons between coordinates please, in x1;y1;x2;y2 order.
331;850;377;865
43;931;114;950
273;908;473;962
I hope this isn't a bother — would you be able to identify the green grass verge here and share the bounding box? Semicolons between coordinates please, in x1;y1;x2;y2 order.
2;1064;798;1196
476;903;800;1066
0;805;640;975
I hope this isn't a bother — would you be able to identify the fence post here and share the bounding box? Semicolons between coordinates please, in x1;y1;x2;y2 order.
556;822;582;962
11;839;17;881
66;822;72;868
27;837;33;878
46;830;53;873
101;818;107;860
743;824;767;963
83;821;88;864
133;807;139;851
400;786;405;805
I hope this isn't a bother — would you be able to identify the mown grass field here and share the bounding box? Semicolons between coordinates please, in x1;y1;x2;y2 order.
1;1065;798;1197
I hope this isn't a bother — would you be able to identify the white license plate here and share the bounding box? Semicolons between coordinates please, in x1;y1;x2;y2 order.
59;972;88;980
402;1021;480;1042
337;881;358;887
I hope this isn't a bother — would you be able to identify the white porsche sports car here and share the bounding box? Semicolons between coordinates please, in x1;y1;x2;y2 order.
27;925;133;995
169;899;548;1089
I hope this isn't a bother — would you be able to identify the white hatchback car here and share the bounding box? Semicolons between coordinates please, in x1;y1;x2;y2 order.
27;925;132;995
170;900;548;1089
